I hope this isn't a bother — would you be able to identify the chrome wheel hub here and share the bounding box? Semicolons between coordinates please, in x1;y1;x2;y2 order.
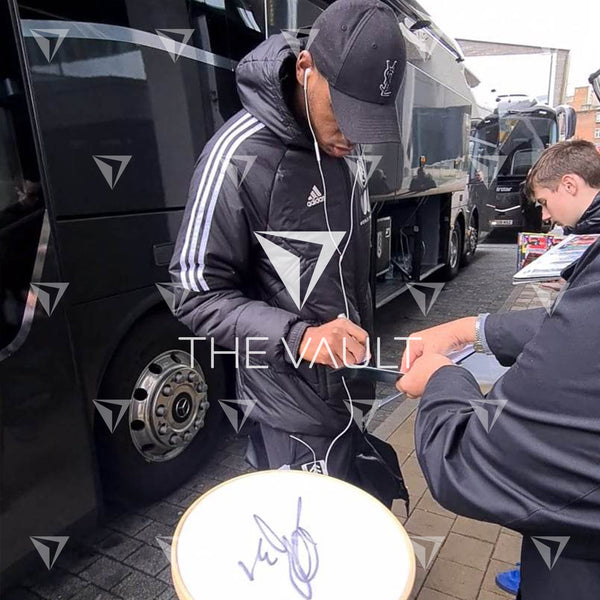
129;350;209;462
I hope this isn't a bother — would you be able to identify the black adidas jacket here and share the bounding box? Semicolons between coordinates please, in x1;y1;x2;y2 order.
415;212;600;597
169;34;374;436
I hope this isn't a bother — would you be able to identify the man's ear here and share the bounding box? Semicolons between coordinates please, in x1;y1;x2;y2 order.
562;174;579;196
296;50;314;86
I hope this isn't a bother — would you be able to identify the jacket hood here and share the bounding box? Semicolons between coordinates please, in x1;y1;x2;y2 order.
566;191;600;235
235;34;312;150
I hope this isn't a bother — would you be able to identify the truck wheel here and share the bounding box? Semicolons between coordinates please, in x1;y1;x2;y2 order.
442;222;462;280
95;311;225;504
461;213;479;266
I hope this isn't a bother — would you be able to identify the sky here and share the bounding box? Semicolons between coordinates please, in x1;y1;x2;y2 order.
422;0;599;108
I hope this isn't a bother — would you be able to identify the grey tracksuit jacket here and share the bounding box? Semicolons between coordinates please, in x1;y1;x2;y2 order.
169;34;374;438
416;192;600;598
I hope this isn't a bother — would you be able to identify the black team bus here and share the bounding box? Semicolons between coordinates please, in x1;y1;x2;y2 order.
1;0;480;588
469;94;576;236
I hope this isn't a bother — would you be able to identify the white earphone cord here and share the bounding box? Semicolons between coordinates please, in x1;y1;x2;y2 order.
291;68;362;474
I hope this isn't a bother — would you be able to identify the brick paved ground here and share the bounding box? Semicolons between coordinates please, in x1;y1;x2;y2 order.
4;241;552;600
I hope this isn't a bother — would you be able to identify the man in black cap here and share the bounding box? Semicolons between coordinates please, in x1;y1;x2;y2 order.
170;0;406;493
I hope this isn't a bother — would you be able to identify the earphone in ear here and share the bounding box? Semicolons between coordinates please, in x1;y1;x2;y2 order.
304;67;312;87
303;67;321;163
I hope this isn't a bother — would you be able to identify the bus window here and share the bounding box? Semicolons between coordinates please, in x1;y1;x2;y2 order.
265;0;324;37
18;9;238;219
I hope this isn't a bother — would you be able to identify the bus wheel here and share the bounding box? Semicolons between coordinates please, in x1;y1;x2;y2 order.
442;221;462;280
95;311;225;504
461;213;479;266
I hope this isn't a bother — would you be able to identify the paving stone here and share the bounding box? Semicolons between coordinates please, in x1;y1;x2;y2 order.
492;533;521;565
163;485;196;508
157;565;173;585
405;509;455;538
409;562;428;599
452;517;501;544
1;587;43;600
142;503;184;526
81;527;114;548
29;567;88;600
122;544;169;576
391;443;413;465
110;571;168;600
424;557;485;600
156;588;177;600
69;584;123;600
477;591;511;600
58;543;100;575
107;513;153;537
185;475;221;495
403;454;425;479
416;490;455;520
134;521;176;548
219;452;251;470
404;474;429;516
79;556;132;591
439;533;493;571
500;526;520;538
392;497;408;519
91;531;143;561
481;558;515;598
418;587;460;600
388;416;417;449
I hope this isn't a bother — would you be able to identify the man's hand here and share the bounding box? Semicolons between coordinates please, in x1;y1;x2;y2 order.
300;318;368;367
401;316;477;372
397;353;453;398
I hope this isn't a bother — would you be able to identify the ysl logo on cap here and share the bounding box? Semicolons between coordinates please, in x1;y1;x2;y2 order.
379;59;397;97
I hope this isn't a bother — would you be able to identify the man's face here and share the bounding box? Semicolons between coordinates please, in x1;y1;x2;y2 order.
533;180;582;227
302;67;355;158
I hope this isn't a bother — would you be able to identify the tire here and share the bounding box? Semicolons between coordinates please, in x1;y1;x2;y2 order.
461;212;479;267
95;310;226;504
442;221;462;280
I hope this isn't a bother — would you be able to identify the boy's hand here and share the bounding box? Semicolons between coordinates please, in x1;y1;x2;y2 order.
397;354;453;398
401;316;477;372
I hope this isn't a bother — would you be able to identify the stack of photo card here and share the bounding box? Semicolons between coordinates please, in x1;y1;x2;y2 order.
513;234;600;284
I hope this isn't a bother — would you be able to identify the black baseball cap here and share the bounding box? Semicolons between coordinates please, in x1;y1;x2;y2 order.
309;0;406;144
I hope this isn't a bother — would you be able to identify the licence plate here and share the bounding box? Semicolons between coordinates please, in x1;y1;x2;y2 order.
491;219;513;226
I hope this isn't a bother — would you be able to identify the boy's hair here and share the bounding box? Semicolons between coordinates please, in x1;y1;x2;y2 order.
525;139;600;200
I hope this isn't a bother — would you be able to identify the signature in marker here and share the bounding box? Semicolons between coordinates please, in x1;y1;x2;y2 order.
238;496;319;599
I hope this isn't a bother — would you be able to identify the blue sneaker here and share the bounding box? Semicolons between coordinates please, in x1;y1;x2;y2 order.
495;564;520;595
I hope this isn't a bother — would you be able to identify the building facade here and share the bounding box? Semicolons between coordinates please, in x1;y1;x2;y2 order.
567;86;600;150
